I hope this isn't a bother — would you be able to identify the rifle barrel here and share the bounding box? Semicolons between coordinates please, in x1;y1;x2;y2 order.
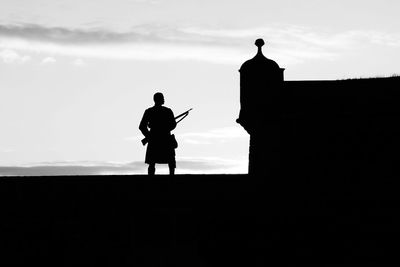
174;108;193;120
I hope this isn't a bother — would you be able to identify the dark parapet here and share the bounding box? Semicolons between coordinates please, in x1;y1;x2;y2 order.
2;174;400;265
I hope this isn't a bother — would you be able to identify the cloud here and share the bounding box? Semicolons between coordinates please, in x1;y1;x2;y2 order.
125;127;248;146
176;157;247;174
0;161;144;176
0;157;247;176
1;23;399;65
181;127;248;145
41;56;56;64
0;36;247;65
180;26;400;64
124;127;248;145
349;30;400;47
0;24;143;44
0;49;30;63
180;25;400;48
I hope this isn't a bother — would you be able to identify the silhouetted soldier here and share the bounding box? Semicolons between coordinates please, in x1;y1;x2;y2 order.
139;92;177;175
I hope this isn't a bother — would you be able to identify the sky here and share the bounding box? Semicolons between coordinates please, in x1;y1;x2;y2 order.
1;0;400;175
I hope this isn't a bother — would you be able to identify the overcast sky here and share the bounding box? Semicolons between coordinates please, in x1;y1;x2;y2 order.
1;0;399;175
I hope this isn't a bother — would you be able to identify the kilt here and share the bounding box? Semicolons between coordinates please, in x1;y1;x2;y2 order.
145;133;176;167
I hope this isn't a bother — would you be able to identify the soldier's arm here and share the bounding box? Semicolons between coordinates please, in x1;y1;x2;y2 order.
139;110;150;137
169;109;177;131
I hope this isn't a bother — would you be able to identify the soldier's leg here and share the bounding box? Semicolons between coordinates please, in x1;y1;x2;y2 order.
148;163;155;175
168;163;175;175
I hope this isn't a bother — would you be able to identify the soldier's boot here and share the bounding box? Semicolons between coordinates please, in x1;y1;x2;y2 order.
148;164;155;175
168;163;175;175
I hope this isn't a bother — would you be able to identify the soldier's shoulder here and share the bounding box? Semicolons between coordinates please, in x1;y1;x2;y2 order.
162;106;173;112
143;107;155;116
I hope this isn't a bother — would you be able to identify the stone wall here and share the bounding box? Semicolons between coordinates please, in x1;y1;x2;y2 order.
249;76;400;180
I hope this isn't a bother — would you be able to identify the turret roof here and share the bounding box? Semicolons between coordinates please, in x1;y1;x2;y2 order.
239;39;280;72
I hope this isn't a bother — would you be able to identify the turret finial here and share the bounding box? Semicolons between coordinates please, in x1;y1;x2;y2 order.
255;39;265;55
255;39;265;48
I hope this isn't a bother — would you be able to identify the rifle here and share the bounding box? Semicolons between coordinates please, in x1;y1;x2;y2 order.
141;108;193;146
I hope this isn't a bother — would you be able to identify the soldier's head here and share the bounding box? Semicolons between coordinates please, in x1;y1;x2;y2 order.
153;92;165;106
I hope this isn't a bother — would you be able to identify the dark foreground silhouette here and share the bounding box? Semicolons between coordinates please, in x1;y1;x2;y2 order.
1;173;400;266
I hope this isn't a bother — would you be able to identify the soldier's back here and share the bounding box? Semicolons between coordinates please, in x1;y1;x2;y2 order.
147;106;173;133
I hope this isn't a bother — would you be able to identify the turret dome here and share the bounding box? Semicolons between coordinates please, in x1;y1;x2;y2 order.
239;38;281;73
